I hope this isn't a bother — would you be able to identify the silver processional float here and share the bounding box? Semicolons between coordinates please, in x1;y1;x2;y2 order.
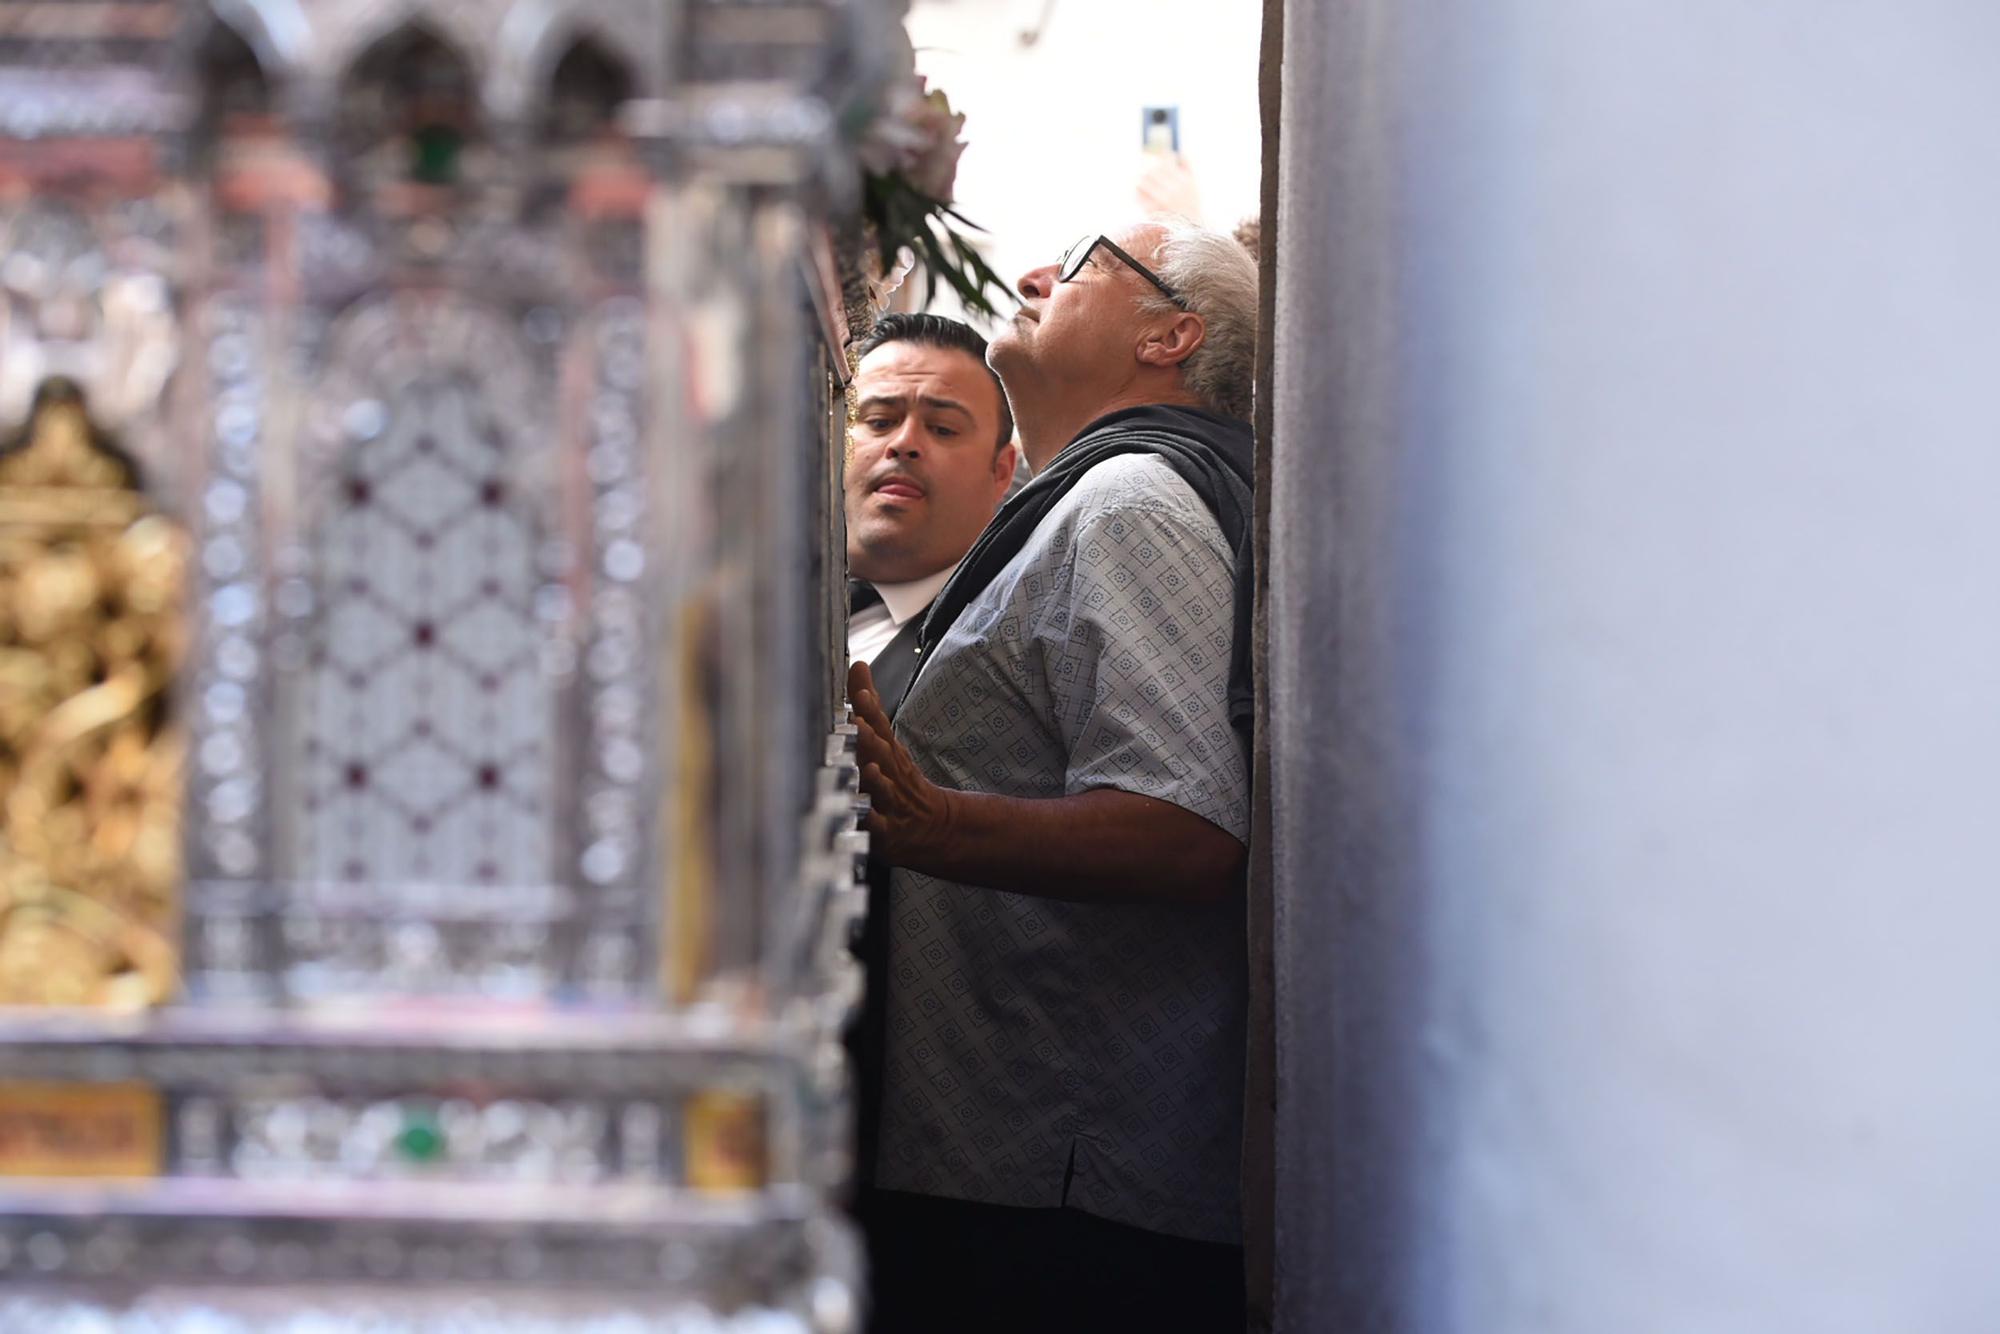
0;0;923;1327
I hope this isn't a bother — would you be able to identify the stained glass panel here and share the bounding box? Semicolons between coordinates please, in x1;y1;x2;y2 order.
299;356;553;897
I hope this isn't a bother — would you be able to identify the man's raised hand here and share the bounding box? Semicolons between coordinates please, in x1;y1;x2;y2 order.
846;659;956;869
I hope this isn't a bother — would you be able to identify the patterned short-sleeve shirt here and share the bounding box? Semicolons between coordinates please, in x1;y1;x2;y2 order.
872;454;1250;1244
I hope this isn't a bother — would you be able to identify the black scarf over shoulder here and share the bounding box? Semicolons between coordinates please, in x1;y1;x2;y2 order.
904;404;1256;740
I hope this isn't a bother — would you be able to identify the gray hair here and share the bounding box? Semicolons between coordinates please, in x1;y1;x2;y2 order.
1136;220;1260;420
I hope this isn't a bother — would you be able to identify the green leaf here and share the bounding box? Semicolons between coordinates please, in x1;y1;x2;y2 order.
859;170;1015;320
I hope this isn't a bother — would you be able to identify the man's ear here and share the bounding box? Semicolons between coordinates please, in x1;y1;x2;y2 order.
1136;311;1207;369
991;440;1019;499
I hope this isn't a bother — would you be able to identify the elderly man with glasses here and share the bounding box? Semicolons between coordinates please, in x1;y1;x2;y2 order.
847;221;1258;1333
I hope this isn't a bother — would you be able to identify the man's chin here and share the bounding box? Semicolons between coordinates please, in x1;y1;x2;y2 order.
986;335;1035;399
987;324;1030;364
847;525;917;573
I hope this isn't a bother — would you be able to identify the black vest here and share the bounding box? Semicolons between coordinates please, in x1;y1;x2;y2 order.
865;613;925;719
846;579;928;1185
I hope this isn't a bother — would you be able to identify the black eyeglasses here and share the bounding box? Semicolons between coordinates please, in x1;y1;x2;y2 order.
1057;234;1186;308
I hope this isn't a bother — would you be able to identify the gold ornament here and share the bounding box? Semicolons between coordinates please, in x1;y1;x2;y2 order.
0;380;184;1008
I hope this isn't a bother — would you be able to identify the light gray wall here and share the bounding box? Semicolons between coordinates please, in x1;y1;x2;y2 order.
1270;3;2000;1330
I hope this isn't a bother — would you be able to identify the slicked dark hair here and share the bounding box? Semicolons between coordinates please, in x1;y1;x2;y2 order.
852;312;1014;452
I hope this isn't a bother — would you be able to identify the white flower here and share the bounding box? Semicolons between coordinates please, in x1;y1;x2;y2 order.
858;76;966;204
905;83;967;202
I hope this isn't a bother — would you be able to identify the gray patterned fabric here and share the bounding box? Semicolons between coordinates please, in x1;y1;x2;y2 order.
872;454;1250;1245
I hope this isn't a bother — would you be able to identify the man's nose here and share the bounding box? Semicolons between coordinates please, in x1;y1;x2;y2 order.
1017;264;1057;300
886;419;925;457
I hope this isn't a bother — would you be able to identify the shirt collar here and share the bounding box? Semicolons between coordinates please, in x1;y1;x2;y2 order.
868;560;959;627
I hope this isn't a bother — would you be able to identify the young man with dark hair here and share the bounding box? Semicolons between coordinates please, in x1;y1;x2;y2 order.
844;312;1015;708
842;313;1016;1227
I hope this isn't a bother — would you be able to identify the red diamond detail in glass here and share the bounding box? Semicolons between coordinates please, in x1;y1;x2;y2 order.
301;365;553;892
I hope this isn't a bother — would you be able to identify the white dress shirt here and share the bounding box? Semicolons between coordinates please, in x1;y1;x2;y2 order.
847;562;960;665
